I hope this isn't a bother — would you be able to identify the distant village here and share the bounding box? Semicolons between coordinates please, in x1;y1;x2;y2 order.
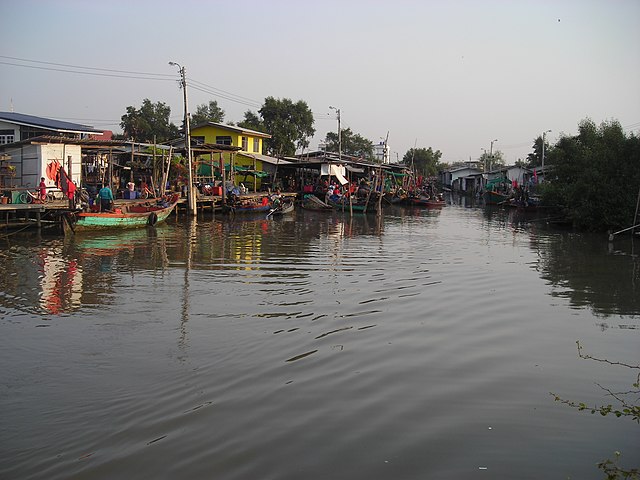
0;111;541;208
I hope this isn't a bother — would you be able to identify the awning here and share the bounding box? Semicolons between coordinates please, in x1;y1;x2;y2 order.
330;164;349;185
345;165;365;173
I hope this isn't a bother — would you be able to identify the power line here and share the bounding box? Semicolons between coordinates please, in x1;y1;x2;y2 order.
187;77;261;106
0;55;174;77
500;141;533;149
187;83;262;109
0;60;175;81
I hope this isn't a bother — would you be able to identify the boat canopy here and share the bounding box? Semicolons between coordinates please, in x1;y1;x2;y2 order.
486;177;509;188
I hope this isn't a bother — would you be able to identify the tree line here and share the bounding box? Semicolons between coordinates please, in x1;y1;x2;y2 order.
118;98;639;232
117;97;439;167
540;119;640;232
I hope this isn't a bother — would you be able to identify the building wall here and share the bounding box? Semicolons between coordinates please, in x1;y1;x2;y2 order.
0;120;18;144
191;125;264;154
12;144;82;188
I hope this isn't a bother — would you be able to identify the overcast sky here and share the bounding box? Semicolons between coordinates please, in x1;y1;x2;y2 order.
2;0;639;164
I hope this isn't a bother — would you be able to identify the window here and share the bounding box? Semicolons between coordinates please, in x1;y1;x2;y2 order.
241;137;248;151
191;136;205;145
253;138;260;153
215;136;232;146
0;129;15;144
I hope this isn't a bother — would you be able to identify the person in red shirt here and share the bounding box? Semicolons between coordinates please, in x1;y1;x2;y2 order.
39;177;47;202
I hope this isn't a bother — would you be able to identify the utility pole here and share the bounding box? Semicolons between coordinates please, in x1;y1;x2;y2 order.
169;61;196;215
541;129;551;173
489;139;497;172
330;106;341;161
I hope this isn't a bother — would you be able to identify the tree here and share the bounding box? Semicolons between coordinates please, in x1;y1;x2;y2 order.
478;150;505;171
324;128;374;159
541;118;640;231
258;97;315;156
190;100;225;126
515;158;528;168
402;147;442;176
237;110;265;133
526;135;552;168
120;99;178;143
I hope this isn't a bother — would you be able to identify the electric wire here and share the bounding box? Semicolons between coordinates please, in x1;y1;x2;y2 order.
0;55;174;77
0;60;175;81
187;77;261;106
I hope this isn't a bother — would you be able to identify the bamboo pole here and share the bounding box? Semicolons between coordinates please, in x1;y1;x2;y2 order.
633;185;640;236
376;167;383;218
609;223;640;241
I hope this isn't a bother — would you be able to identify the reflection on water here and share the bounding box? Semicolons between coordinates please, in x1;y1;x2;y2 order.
1;205;638;480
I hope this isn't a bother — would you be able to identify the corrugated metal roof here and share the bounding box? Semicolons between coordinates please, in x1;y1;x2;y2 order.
238;152;291;165
0;135;127;149
191;121;271;139
0;112;103;133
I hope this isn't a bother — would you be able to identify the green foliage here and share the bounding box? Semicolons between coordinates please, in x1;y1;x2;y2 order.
324;127;374;159
236;110;265;132
525;135;552;168
403;147;442;176
258;97;315;156
191;100;225;126
598;452;639;480
551;341;639;479
120;99;178;143
514;158;528;168
478;150;505;170
541;118;640;231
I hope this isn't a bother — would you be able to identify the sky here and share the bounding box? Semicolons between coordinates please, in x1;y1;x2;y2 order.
1;0;639;165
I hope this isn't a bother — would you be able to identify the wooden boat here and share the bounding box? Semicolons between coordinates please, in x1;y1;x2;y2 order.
300;194;333;212
328;197;380;214
228;196;272;214
268;199;295;217
407;195;445;208
424;199;446;208
64;194;179;233
383;191;407;205
483;178;511;205
483;190;509;205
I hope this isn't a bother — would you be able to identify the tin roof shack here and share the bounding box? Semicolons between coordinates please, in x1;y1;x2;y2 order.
0;112;104;190
444;165;484;194
289;151;408;195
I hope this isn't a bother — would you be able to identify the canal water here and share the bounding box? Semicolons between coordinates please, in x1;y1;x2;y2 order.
1;204;638;479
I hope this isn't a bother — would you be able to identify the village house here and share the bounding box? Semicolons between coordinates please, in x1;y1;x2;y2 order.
0;112;103;192
442;165;484;195
190;122;288;191
487;165;534;187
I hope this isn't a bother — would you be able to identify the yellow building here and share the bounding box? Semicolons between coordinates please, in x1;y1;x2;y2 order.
191;122;273;190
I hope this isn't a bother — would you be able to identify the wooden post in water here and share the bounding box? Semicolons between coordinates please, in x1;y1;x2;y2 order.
377;167;384;218
130;142;135;183
363;171;376;214
633;185;640;236
67;155;74;209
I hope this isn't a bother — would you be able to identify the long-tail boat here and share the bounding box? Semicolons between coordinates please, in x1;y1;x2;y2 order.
63;194;179;233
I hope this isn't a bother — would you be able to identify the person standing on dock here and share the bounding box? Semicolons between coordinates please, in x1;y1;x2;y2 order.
39;177;47;202
97;184;114;212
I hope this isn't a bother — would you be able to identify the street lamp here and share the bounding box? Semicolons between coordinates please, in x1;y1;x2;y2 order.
541;130;552;171
329;106;341;161
169;61;195;215
488;139;497;172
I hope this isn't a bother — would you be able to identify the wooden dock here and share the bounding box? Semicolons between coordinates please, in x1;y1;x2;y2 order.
0;202;69;232
0;192;299;233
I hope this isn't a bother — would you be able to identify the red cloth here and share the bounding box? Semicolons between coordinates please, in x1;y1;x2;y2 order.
67;180;76;200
